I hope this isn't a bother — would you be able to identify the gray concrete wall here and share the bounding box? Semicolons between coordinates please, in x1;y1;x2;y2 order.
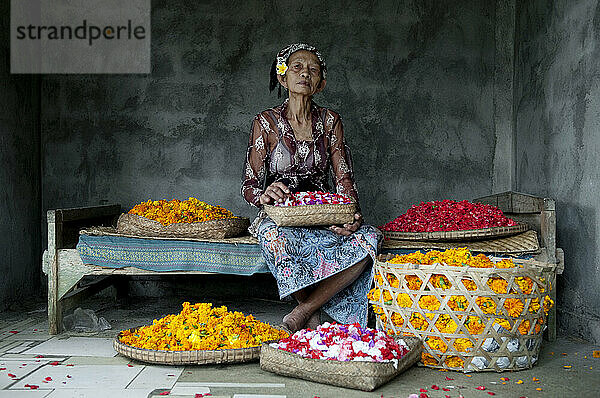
0;2;42;309
42;0;508;227
515;0;600;343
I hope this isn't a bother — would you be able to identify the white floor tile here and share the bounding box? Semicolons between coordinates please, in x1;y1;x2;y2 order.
45;389;154;398
11;364;143;390
166;384;211;395
127;365;183;389
7;341;37;354
22;337;116;358
0;359;48;389
233;395;286;398
175;382;285;388
0;391;52;398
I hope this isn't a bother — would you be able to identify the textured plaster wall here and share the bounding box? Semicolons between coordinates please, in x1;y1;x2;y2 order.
0;2;42;308
42;0;506;227
515;0;600;343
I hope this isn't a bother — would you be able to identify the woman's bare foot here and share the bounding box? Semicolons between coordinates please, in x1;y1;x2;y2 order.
282;305;311;332
304;311;320;330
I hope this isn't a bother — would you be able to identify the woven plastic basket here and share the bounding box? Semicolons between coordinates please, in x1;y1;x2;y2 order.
370;254;555;372
114;326;282;365
116;213;250;239
263;202;357;227
383;223;528;241
260;336;422;391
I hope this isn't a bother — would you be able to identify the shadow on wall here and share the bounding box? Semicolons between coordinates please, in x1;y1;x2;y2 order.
556;202;600;342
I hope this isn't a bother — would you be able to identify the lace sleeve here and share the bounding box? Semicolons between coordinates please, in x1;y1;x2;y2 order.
241;117;268;207
329;114;360;208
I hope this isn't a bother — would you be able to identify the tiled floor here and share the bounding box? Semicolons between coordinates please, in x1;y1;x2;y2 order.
1;295;599;397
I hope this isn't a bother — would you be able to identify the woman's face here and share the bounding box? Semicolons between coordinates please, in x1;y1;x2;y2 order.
278;50;326;96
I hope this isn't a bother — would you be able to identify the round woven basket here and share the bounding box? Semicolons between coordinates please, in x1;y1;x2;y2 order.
260;335;422;391
383;223;528;242
114;327;281;365
370;253;555;372
263;202;357;227
116;213;250;239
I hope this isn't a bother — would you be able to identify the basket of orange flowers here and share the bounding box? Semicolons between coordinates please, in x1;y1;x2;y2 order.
368;248;555;372
116;197;249;239
114;302;288;365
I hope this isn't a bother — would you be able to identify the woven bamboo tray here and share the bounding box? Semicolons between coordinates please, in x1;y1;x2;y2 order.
116;213;250;239
263;202;357;227
383;223;528;241
114;327;279;365
370;254;555;372
260;336;422;391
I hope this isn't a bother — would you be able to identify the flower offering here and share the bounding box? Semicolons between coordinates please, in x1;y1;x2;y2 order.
119;302;288;351
128;197;235;226
273;191;353;207
270;322;409;363
370;249;555;371
380;200;517;232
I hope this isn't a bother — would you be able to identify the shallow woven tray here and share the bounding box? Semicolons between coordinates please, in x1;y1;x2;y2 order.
116;213;250;239
383;223;528;241
114;327;280;365
260;336;422;391
382;230;540;255
264;202;357;227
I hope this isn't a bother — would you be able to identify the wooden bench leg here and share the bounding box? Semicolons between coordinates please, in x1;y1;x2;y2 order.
48;251;62;335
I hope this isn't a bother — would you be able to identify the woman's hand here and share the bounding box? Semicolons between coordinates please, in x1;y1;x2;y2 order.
259;182;291;205
329;213;363;236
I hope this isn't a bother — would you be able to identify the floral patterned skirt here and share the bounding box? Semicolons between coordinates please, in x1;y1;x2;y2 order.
256;216;382;327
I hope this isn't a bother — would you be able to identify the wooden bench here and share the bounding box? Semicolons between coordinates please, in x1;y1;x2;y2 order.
43;191;563;339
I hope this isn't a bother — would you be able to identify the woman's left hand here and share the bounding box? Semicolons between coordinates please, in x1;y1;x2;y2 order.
329;213;363;236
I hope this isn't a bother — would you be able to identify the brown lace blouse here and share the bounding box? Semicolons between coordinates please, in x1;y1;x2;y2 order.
241;99;359;209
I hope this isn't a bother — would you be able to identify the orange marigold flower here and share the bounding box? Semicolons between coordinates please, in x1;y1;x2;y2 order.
396;293;413;308
453;338;474;352
425;336;448;352
503;298;525;317
448;295;469;311
419;295;441;311
405;275;423;290
487;277;509;294
445;356;464;368
430;274;452;289
421;352;439;366
465;316;485;335
409;312;429;331
476;296;497;314
435;314;458;333
461;278;478;291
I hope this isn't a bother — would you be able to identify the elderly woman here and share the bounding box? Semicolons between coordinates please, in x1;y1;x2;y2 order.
241;43;381;332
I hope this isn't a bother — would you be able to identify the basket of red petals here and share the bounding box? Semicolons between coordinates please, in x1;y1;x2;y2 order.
381;200;527;241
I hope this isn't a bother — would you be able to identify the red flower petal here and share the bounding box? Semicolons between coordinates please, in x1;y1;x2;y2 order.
25;384;39;389
442;388;450;391
34;355;44;358
488;393;496;396
0;368;6;371
158;392;170;396
67;375;72;378
420;388;428;392
7;373;16;378
50;361;59;366
45;377;52;381
127;364;134;367
9;331;18;334
476;386;486;390
431;385;440;390
445;376;454;381
66;364;74;367
419;393;429;398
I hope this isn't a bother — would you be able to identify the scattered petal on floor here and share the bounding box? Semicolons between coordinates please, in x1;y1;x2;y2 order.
593;350;600;358
476;386;486;390
517;380;524;384
564;365;572;369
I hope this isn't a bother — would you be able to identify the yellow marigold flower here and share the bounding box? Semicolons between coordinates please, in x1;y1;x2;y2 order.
445;356;465;368
419;295;441;311
494;317;511;331
128;198;235;226
430;274;452;289
518;319;531;335
367;287;379;301
515;276;534;294
405;275;423;290
371;304;384;315
386;273;400;288
543;295;554;315
529;297;541;313
453;338;474;352
461;278;478;291
118;302;287;351
425;336;448;352
465;316;485;334
391;312;404;327
435;314;457;333
382;290;392;303
488;277;508;294
476;296;497;314
448;295;468;311
396;293;413;308
421;352;439;366
409;312;429;331
504;298;525;317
